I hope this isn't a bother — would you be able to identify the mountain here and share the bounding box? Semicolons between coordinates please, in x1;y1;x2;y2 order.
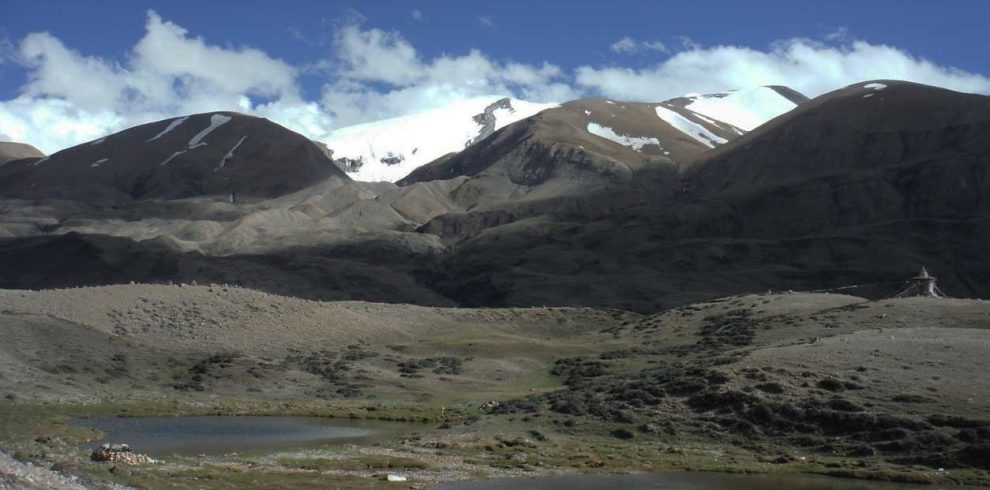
0;112;348;202
0;141;44;166
397;86;806;240
427;81;990;310
0;81;985;312
401;86;806;186
322;96;558;182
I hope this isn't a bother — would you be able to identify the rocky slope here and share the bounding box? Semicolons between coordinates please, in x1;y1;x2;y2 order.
424;81;990;310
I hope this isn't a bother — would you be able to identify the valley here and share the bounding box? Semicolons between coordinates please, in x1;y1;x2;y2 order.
0;80;988;488
1;286;989;487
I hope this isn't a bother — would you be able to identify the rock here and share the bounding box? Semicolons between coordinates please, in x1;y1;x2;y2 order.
90;443;154;464
481;400;501;410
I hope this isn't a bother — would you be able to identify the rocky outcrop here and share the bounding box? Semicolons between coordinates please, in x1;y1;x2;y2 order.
334;156;365;173
467;97;514;146
90;443;155;464
379;153;405;166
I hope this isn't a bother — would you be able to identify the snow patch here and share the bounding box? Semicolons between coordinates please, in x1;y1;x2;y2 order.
189;114;232;146
684;86;798;131
160;150;187;166
216;136;247;171
587;123;661;151
90;137;106;146
605;100;615;105
864;83;887;91
584;110;591;116
146;116;189;143
863;93;875;98
690;112;719;126
655;106;728;148
90;158;109;168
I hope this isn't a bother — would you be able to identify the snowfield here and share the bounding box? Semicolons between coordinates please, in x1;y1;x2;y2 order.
682;86;800;131
655;105;728;148
322;96;557;182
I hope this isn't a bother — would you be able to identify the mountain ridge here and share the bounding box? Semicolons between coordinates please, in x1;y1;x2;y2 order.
0;80;986;312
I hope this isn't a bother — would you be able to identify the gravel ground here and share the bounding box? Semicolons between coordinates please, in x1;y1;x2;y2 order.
0;451;88;490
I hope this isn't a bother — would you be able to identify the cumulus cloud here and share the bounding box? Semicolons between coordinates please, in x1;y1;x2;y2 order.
610;37;667;54
2;13;989;154
0;11;330;153
320;22;575;126
412;9;423;21
578;38;990;101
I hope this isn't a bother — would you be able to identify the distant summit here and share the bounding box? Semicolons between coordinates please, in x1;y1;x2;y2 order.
326;87;806;184
400;85;806;187
0;141;45;166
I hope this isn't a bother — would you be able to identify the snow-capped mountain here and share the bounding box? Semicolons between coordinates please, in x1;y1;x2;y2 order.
321;96;558;182
560;85;807;158
324;87;805;183
401;86;809;187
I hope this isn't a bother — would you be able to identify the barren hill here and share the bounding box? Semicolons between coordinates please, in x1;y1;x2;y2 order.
0;112;348;202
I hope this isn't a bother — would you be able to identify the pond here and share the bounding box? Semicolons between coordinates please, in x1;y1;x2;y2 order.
432;473;979;490
72;415;416;457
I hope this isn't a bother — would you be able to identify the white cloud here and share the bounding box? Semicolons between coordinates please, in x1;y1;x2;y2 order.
478;16;495;28
0;10;331;153
0;96;125;150
578;38;990;102
610;37;667;54
321;22;575;127
2;14;989;155
412;9;423;21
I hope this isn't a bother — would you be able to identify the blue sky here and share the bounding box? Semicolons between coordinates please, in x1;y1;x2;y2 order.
2;0;989;152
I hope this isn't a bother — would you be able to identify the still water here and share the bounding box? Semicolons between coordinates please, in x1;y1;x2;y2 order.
432;473;985;490
72;415;414;457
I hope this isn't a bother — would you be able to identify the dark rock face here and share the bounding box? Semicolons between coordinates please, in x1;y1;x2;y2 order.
0;112;348;202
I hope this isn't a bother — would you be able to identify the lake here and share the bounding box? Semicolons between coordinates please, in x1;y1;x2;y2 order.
72;415;416;457
432;473;982;490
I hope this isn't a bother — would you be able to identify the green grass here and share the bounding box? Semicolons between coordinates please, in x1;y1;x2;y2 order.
279;455;430;471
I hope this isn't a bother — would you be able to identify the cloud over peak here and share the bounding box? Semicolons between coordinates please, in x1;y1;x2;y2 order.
578;38;990;102
1;11;989;155
321;21;573;127
1;10;327;153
